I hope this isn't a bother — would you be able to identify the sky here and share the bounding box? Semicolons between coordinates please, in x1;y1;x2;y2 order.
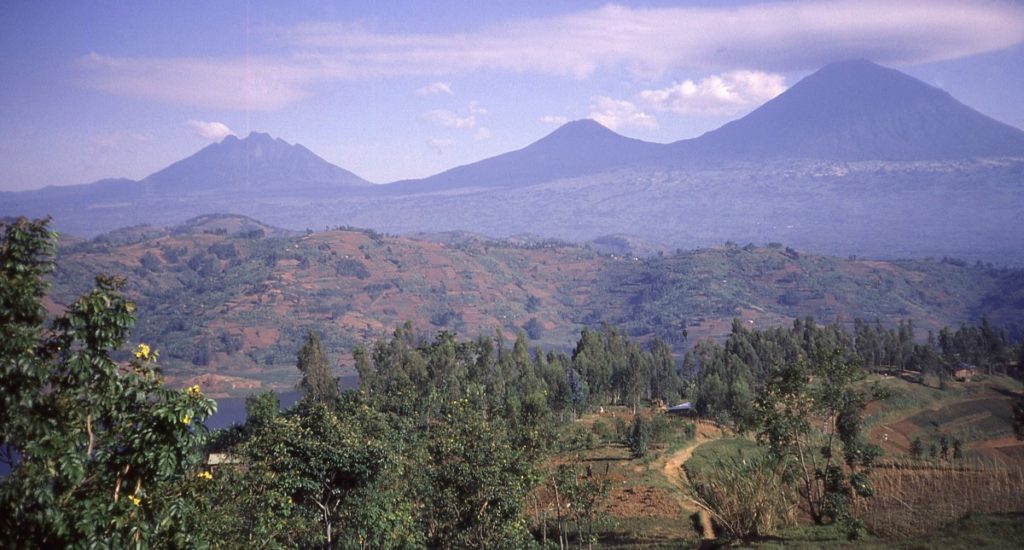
1;0;1023;191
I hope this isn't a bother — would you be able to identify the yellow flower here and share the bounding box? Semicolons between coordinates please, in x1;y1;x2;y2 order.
134;343;150;360
129;495;141;507
197;470;213;480
187;385;202;397
181;415;191;425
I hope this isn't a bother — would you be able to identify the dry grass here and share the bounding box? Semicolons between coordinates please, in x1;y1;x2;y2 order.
854;458;1024;538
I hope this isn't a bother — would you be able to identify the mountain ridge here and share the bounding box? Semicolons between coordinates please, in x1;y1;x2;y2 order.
2;60;1023;263
381;119;665;194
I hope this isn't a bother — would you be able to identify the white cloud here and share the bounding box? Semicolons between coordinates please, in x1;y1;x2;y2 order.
187;120;235;141
639;71;788;116
419;109;475;129
589;96;657;131
426;137;455;153
80;1;1024;110
79;52;311;111
539;115;569;125
474;127;491;141
468;100;488;115
276;1;1024;75
416;81;453;96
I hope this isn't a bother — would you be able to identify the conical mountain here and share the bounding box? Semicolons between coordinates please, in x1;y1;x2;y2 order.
674;60;1024;161
384;119;664;194
143;132;370;192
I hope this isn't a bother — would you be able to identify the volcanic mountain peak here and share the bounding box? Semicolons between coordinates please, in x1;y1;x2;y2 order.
142;131;370;190
677;59;1024;161
384;119;663;194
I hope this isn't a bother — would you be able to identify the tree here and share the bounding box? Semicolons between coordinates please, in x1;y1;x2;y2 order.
422;400;535;549
239;402;413;548
752;349;879;534
1014;398;1024;441
245;390;280;431
0;218;217;547
297;330;338;406
625;415;653;459
909;438;923;459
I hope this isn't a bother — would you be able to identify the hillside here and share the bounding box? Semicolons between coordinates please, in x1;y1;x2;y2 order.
48;215;1024;395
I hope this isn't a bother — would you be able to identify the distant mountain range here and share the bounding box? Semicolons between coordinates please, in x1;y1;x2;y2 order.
3;60;1023;263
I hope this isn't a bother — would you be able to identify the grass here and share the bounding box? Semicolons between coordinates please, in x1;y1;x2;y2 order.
853;459;1024;538
683;437;760;479
736;512;1024;549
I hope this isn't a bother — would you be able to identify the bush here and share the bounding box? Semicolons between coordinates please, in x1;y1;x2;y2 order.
208;242;238;260
590;419;614;444
334;258;370;279
562;424;597;452
625;415;653;458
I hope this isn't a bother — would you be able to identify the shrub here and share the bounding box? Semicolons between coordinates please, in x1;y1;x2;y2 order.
334;258;370;279
625;415;653;458
590;419;614;444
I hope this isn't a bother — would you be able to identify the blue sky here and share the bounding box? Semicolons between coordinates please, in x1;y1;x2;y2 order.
1;0;1023;190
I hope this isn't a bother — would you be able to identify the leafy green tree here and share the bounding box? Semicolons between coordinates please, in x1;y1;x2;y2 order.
422;400;535;549
297;330;338;406
0;218;217;547
239;402;413;548
752;349;879;533
186;461;307;549
549;458;611;550
245;390;280;431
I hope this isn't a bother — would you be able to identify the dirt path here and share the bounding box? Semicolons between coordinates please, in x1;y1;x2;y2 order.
658;421;726;541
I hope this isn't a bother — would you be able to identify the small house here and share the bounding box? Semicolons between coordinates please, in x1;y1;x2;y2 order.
666;402;694;416
953;362;977;382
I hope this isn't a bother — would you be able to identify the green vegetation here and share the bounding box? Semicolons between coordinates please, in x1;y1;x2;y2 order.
6;216;1024;547
45;217;1024;391
751;350;879;536
1;218;216;547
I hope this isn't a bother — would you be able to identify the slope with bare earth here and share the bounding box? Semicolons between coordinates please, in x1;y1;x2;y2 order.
46;215;1024;394
866;374;1024;463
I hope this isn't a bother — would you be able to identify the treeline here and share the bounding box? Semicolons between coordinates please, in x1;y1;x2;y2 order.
355;322;684;423
687;316;1022;422
197;323;689;548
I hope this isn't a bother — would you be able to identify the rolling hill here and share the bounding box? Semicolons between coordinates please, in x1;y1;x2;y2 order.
47;215;1024;396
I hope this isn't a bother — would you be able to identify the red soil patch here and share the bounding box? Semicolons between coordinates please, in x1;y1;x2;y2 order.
240;326;280;348
607;485;683;519
174;373;263;397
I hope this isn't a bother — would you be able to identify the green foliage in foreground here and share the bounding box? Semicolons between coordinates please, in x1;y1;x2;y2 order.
1;218;216;547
